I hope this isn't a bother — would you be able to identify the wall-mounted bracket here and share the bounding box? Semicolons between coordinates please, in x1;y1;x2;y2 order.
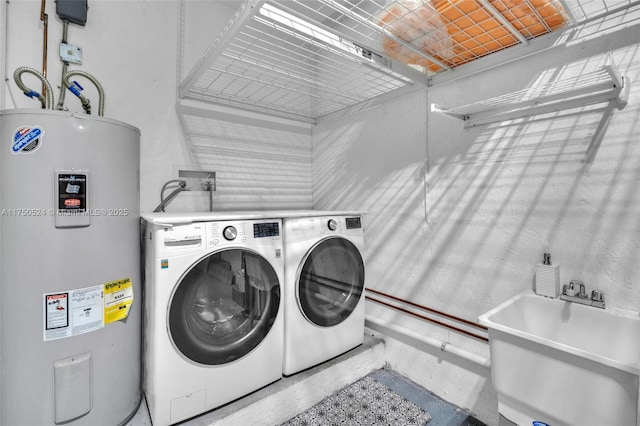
178;169;216;192
433;56;629;127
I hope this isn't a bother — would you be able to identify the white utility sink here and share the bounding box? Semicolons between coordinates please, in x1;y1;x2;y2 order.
479;290;640;426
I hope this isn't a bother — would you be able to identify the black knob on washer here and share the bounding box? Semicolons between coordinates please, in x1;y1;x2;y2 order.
223;226;237;241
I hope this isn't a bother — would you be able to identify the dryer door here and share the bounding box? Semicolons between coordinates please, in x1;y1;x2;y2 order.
168;249;280;365
297;237;364;327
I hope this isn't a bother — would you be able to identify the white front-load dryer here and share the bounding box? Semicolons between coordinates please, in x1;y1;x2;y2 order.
282;214;365;376
143;216;284;425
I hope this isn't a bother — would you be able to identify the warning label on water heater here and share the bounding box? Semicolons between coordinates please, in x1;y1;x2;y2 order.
43;279;135;340
104;277;134;324
45;293;69;330
44;285;104;341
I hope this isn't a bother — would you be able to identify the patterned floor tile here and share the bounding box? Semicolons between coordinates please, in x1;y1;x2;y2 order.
281;375;431;426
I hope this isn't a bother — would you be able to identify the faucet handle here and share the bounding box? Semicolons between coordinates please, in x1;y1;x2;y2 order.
591;289;605;303
569;280;586;298
564;282;576;296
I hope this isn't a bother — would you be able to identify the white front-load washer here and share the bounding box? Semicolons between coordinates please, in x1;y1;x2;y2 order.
143;214;284;425
282;213;365;376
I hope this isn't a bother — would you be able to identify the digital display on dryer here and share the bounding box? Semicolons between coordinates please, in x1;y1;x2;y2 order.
253;222;280;238
345;217;361;229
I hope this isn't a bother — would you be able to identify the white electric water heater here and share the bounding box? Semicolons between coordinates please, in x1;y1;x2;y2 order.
0;109;141;425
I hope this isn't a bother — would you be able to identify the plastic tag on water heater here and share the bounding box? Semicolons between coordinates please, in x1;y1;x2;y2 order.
55;171;90;228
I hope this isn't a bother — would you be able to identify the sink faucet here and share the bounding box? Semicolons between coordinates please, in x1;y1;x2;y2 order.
560;280;605;309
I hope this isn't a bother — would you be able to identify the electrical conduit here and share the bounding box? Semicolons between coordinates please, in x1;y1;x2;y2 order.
62;69;106;116
56;21;70;111
13;67;55;110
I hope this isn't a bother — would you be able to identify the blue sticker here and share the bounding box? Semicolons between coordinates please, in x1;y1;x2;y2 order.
533;421;550;426
12;126;43;154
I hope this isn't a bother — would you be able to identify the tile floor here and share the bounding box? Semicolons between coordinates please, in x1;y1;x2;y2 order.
368;369;485;426
281;373;433;425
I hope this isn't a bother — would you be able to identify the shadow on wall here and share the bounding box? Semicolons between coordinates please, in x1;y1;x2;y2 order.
422;48;640;316
175;108;313;211
312;91;429;293
313;41;640;324
412;4;640;316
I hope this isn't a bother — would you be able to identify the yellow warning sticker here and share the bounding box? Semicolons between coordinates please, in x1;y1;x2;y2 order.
104;278;133;324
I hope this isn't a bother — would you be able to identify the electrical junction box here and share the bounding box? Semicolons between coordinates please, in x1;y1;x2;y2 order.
55;0;88;26
60;43;82;64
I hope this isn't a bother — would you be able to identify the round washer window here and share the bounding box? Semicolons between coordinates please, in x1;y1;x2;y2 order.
297;237;364;327
169;249;280;365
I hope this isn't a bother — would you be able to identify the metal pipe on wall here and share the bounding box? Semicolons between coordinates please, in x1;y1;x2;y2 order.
366;317;491;368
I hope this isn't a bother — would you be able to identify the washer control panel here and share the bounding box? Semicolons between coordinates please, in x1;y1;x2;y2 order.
209;222;246;246
253;221;280;238
207;219;281;247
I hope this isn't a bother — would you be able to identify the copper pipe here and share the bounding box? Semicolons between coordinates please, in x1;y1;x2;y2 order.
40;0;48;104
365;295;489;342
42;14;48;77
366;288;488;331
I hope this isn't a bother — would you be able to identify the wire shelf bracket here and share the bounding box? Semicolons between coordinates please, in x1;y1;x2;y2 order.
432;56;629;127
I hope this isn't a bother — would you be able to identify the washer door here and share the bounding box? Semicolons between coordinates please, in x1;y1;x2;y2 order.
169;249;280;365
297;237;364;327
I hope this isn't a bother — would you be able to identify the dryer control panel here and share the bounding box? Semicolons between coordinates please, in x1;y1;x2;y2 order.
345;216;362;229
284;215;363;244
326;216;361;231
